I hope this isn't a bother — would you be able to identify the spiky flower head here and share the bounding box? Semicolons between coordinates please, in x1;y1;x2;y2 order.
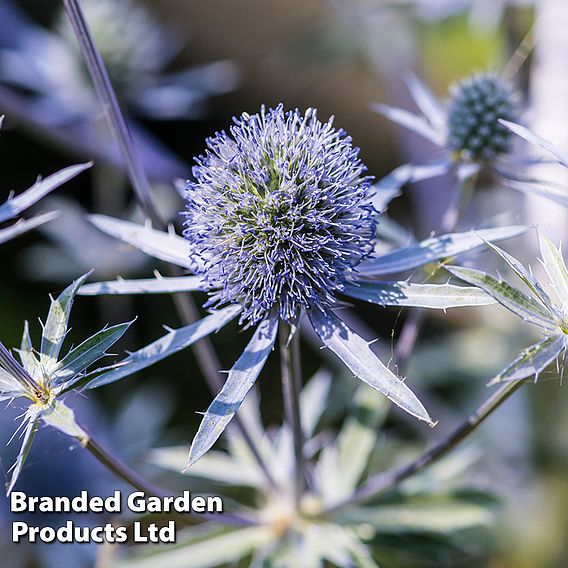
57;0;168;94
183;104;376;326
446;72;519;162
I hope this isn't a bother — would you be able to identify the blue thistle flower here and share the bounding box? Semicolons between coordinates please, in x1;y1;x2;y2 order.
84;105;526;468
446;73;519;162
183;104;376;326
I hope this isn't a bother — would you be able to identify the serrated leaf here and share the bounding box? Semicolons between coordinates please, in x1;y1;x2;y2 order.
446;265;556;331
79;275;206;296
118;526;273;568
6;409;40;495
501;120;568;168
492;334;566;384
344;281;495;309
89;215;193;269
0;212;58;245
338;385;389;494
52;321;133;385
483;240;556;314
372;103;443;145
360;226;526;276
41;400;87;440
0;163;91;224
538;232;568;306
186;312;278;468
40;273;91;371
308;308;433;425
86;305;241;389
343;503;493;533
18;321;40;380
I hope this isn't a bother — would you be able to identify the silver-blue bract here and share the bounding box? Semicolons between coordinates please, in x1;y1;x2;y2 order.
183;104;376;326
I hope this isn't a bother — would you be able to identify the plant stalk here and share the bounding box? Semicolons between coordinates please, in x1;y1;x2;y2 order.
320;379;524;517
81;426;255;527
61;0;276;489
394;167;478;375
279;322;306;507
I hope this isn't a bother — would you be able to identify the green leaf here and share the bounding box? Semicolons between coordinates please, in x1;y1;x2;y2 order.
52;321;133;385
308;308;433;425
360;225;526;276
89;215;193;269
6;409;40;495
343;502;493;534
152;446;263;487
41;400;88;440
538;232;568;305
482;240;556;315
492;334;566;384
300;369;332;438
338;385;389;494
446;265;556;331
86;305;241;389
79;276;205;296
40;273;91;372
344;281;495;309
0;163;91;224
0;212;58;246
186;312;278;469
118;526;274;568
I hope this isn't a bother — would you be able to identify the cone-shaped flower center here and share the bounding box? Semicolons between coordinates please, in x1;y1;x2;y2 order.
446;73;519;162
183;105;376;325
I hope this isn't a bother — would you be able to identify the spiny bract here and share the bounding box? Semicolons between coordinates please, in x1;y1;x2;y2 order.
446;72;519;162
183;104;376;325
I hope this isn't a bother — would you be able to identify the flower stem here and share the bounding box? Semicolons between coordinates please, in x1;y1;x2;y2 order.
394;166;478;375
61;0;276;489
279;322;306;506
319;380;524;517
61;0;160;226
80;425;255;527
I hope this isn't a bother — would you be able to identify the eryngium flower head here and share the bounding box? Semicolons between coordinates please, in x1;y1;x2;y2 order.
446;73;519;162
183;105;376;325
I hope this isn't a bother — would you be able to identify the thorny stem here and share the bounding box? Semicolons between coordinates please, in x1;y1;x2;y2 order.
61;0;276;489
279;323;306;507
394;167;478;376
319;380;524;517
81;425;255;527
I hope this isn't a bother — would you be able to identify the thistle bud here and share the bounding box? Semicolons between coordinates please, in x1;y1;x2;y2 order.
446;73;519;162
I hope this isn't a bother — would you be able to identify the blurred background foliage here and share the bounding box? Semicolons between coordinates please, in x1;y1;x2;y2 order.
1;1;567;567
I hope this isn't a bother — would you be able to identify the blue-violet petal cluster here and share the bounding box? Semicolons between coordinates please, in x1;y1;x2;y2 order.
183;104;376;325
